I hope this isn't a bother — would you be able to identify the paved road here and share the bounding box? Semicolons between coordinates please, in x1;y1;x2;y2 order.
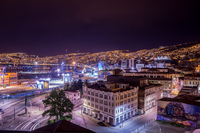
1;94;159;133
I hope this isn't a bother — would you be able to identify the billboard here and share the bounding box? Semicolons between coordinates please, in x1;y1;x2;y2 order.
157;101;200;127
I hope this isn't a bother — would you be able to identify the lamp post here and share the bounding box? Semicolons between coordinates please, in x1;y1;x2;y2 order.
7;95;9;101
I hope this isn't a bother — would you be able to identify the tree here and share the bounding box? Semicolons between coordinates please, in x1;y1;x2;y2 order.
42;88;74;122
64;83;70;90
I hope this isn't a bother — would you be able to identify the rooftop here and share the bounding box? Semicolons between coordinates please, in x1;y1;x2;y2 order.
88;83;137;93
159;95;200;106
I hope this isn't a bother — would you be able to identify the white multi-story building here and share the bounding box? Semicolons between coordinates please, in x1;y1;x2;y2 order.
65;90;80;104
83;82;138;126
121;59;134;70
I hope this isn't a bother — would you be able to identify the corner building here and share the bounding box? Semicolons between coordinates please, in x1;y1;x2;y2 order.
83;82;138;126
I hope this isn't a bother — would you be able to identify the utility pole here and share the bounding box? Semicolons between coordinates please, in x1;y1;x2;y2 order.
14;108;15;121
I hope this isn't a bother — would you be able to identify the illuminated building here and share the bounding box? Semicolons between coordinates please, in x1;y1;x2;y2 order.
65;90;80;104
120;59;134;70
124;68;181;79
107;75;163;114
149;78;172;97
183;74;200;87
82;82;138;126
36;80;49;89
0;72;17;87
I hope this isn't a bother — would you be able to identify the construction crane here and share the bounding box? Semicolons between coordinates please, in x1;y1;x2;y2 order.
74;50;79;72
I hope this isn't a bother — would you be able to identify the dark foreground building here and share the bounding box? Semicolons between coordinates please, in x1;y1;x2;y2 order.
0;120;95;133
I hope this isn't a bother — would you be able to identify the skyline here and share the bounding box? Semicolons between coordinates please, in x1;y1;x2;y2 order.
0;0;200;56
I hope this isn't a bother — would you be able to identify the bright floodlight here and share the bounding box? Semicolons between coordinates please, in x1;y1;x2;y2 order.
72;61;75;65
57;69;60;72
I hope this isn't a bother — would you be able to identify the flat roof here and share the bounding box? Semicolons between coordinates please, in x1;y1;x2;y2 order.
158;95;200;106
88;83;137;93
149;78;172;80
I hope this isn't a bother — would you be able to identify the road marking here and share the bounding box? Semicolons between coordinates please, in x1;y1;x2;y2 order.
14;118;31;130
30;117;49;131
21;116;42;130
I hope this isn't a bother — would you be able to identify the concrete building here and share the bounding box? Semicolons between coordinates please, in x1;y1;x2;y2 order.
124;68;181;79
149;78;172;97
121;59;134;70
65;89;81;104
184;74;200;87
82;82;138;126
107;75;163;114
179;86;200;96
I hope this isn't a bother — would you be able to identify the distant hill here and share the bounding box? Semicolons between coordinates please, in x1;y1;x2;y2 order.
0;41;200;65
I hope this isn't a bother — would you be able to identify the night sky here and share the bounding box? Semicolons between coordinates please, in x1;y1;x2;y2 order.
0;0;200;56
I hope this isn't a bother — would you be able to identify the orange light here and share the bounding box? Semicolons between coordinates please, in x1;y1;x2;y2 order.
72;61;75;65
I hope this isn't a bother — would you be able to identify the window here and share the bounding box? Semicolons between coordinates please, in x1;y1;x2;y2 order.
91;92;94;96
88;96;90;100
120;108;123;112
100;100;103;104
100;94;103;98
95;105;98;109
104;101;108;105
88;91;90;94
120;101;123;105
128;93;130;97
74;94;76;96
95;93;98;97
124;100;127;104
128;99;130;103
120;95;123;99
112;103;114;107
100;106;103;110
91;103;94;107
104;95;108;99
124;94;127;98
95;98;98;103
91;97;94;101
88;102;90;105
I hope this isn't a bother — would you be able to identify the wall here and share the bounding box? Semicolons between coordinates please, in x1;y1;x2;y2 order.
157;100;200;127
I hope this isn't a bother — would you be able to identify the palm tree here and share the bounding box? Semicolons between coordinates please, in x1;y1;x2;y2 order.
42;88;74;122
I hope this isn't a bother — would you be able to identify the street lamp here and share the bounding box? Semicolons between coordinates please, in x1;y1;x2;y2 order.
7;95;9;100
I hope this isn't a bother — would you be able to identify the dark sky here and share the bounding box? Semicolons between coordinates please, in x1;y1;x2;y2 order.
0;0;200;56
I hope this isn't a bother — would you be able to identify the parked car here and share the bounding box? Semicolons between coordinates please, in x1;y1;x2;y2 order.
97;122;106;126
0;108;2;111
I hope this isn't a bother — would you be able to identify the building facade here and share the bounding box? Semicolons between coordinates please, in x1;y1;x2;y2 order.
65;90;80;104
82;83;138;126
